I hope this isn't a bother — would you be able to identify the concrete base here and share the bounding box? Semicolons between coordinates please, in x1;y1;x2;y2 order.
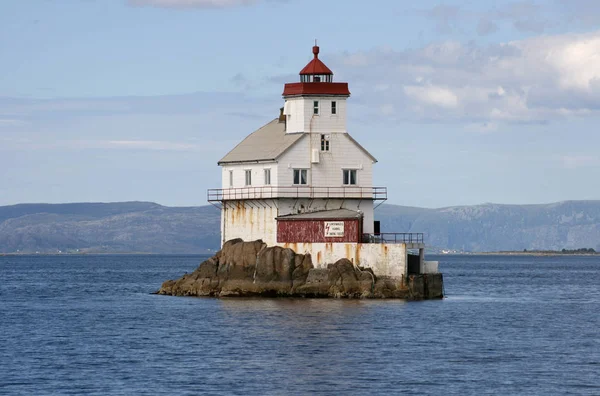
157;239;444;300
406;273;444;300
280;241;413;278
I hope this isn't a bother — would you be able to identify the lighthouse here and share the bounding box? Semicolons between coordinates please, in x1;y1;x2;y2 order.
208;45;437;279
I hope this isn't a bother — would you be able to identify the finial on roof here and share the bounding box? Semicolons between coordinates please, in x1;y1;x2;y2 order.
298;41;333;76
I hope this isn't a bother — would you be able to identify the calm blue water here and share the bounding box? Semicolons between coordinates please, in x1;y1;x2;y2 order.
1;254;599;395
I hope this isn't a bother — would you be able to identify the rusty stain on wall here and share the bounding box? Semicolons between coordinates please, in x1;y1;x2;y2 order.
230;204;236;224
223;202;278;246
325;242;333;255
344;244;352;261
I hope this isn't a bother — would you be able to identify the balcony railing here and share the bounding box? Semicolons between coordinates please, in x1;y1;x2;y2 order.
362;233;424;244
207;186;387;202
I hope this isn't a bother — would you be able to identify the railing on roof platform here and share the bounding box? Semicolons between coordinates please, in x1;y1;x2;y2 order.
207;186;387;202
362;233;424;244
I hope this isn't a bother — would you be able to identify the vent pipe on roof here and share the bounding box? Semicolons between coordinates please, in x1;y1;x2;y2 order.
279;107;285;122
279;107;287;131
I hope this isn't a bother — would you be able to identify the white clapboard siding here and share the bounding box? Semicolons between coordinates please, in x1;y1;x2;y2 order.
284;97;347;134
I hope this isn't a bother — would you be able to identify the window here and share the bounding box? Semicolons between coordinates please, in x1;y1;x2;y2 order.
293;169;308;185
331;101;337;115
264;169;271;185
343;169;357;185
300;75;332;82
320;134;330;151
245;170;252;186
313;100;319;115
229;170;233;187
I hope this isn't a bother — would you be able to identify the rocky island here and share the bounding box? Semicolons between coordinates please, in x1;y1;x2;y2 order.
157;239;443;299
157;46;444;300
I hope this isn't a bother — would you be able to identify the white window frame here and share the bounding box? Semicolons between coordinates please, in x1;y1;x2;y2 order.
331;101;337;115
313;100;319;115
343;169;357;185
293;169;308;185
229;170;233;187
245;169;252;186
264;168;271;185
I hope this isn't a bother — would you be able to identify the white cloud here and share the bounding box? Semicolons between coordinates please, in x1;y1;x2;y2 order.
465;122;498;133
105;140;200;151
425;4;460;34
561;155;600;169
379;104;394;115
545;36;600;90
476;17;498;36
0;138;223;152
335;30;600;124
421;1;553;36
127;0;258;8
556;0;600;27
0;118;27;127
403;85;458;109
0;93;278;156
0;91;261;118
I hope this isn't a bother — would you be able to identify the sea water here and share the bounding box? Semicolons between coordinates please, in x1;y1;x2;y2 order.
1;254;599;395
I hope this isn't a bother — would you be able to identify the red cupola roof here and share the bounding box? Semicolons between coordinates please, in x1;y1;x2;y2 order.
282;45;350;97
299;45;333;75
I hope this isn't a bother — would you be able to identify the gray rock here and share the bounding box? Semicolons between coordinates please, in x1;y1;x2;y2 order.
157;239;443;299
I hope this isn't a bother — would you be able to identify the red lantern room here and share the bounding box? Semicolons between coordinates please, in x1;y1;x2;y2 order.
299;45;333;82
282;45;351;97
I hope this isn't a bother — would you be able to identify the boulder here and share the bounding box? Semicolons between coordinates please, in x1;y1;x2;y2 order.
156;239;443;299
295;269;330;296
291;253;313;290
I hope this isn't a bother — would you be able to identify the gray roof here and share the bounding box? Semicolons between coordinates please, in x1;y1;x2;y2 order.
276;209;363;220
218;118;377;165
218;119;305;165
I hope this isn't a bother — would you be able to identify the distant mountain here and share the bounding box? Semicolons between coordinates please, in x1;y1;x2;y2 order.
0;202;220;254
377;200;600;252
1;200;599;253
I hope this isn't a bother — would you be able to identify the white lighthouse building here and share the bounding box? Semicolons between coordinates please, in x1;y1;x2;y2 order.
209;45;437;279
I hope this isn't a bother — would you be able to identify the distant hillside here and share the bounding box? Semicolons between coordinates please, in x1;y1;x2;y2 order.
0;202;220;254
1;200;599;253
377;200;600;252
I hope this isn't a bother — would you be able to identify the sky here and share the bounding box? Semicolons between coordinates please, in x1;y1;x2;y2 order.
1;0;600;208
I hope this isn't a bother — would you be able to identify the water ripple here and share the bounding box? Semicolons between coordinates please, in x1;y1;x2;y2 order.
1;254;599;395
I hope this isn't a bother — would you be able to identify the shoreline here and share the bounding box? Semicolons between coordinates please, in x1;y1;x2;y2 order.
0;252;213;256
455;252;599;257
2;251;598;257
